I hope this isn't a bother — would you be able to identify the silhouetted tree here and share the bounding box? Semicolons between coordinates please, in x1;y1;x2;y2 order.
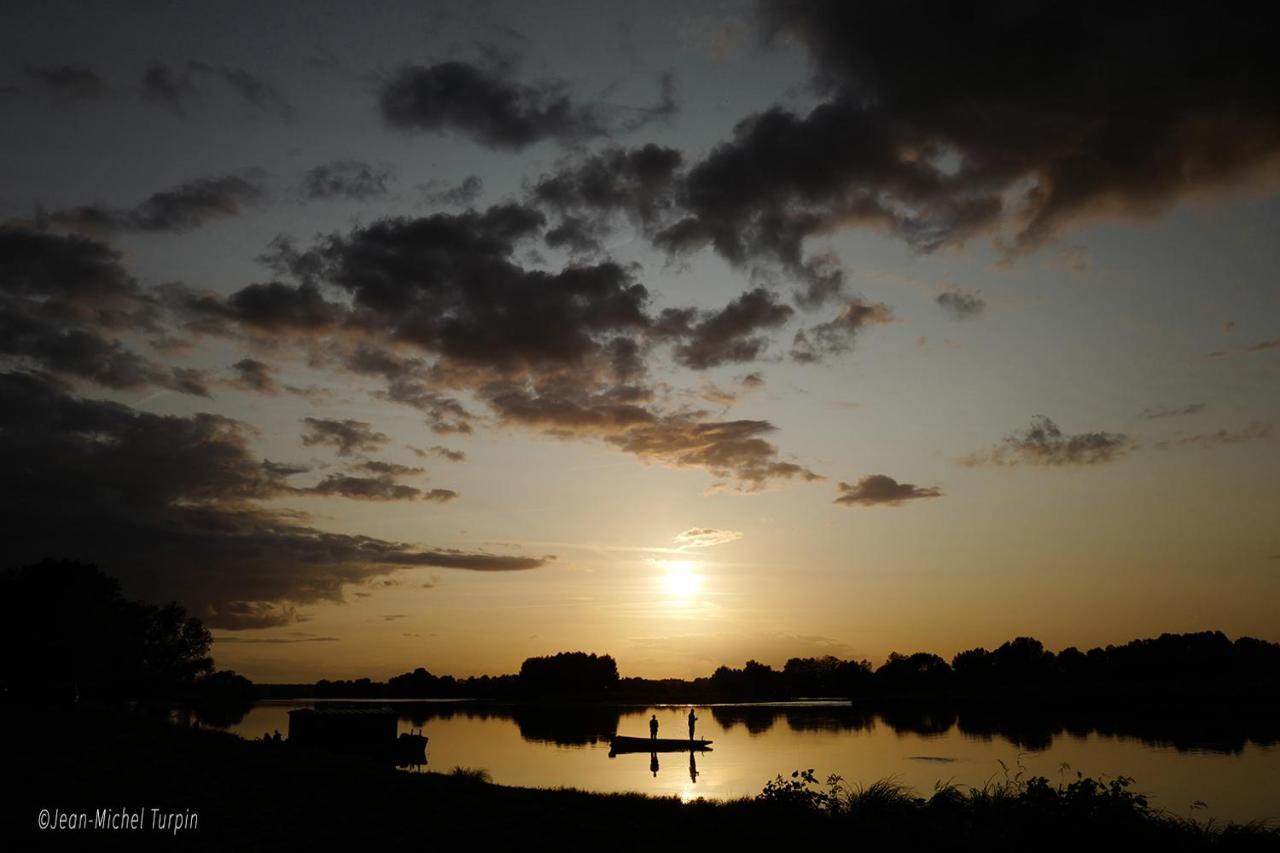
189;670;256;727
874;652;951;692
0;559;212;703
518;652;619;697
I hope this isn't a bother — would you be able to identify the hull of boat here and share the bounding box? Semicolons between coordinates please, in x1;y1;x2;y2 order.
608;735;712;754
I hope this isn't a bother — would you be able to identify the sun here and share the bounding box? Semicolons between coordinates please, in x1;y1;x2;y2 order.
659;560;701;599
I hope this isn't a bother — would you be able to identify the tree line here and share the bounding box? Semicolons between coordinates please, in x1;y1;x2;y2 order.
0;560;253;721
285;632;1280;702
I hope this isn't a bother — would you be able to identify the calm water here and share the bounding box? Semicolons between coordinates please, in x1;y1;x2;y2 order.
227;700;1280;824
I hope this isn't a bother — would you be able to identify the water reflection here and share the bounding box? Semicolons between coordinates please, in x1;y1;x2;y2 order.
233;699;1280;755
224;699;1280;822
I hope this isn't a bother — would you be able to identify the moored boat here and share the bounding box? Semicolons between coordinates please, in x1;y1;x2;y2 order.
608;735;712;754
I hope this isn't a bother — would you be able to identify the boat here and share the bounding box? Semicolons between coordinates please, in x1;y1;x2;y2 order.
608;735;712;755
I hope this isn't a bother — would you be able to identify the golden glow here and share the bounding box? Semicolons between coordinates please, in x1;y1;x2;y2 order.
659;560;701;600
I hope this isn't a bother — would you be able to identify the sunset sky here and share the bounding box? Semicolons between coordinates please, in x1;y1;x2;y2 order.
2;1;1277;682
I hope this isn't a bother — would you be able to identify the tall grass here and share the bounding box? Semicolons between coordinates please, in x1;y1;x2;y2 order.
757;766;1279;847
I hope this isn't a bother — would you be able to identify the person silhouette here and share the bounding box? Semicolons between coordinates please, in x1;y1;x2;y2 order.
649;751;659;777
649;713;659;740
687;708;698;741
689;749;699;784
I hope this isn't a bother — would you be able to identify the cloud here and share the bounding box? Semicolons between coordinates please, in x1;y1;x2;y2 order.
303;160;392;201
42;173;267;235
164;203;821;489
960;416;1131;467
213;635;340;644
409;445;467;462
0;227;210;394
656;288;794;369
300;417;390;456
1247;339;1280;352
532;144;684;234
379;61;676;150
1154;422;1272;450
673;528;743;549
304;475;424;501
229;358;280;394
205;63;293;119
750;2;1280;258
142;61;292;119
791;299;894;363
606;417;821;491
1138;403;1206;420
936;288;986;319
0;370;548;628
379;60;607;149
353;460;424;477
834;475;942;506
24;65;107;100
420;175;483;207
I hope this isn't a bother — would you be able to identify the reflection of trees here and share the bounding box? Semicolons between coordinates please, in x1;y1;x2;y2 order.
710;706;782;735
955;704;1280;755
694;702;1280;755
511;704;621;745
877;705;957;737
391;702;621;746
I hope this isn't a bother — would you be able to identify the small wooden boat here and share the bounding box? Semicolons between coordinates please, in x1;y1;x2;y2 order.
608;735;712;755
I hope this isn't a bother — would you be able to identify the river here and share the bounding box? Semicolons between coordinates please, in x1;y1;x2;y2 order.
226;699;1280;824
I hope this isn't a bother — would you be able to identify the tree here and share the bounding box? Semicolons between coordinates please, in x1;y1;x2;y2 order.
0;559;212;703
518;652;619;697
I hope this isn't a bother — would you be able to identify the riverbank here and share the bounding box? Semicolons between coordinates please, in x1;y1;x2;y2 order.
4;703;1277;851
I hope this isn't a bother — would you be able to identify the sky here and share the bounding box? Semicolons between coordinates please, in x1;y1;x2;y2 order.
1;0;1277;682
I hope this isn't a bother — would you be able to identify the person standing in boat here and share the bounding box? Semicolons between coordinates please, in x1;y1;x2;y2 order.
649;713;659;740
687;708;698;741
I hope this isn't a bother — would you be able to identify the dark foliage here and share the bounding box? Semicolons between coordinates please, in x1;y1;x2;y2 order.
0;559;213;703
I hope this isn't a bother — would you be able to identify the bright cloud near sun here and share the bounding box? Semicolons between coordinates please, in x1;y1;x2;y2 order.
672;528;743;550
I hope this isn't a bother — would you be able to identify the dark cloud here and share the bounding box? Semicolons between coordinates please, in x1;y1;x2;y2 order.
142;62;292;119
791;299;893;363
142;63;197;115
420;175;483;207
0;227;210;394
169;204;820;489
1154;422;1272;450
834;475;942;507
752;2;1280;257
1139;403;1206;420
936;288;986;319
167;278;345;335
213;635;339;644
657;288;794;369
960;416;1132;467
1247;339;1280;353
380;61;678;151
532;144;684;231
604;417;822;492
409;445;467;462
300;417;390;456
305;475;424;501
379;60;607;149
229;358;279;394
24;64;107;100
205;63;293;119
353;459;424;477
304;160;392;201
43;173;267;235
0;370;547;629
